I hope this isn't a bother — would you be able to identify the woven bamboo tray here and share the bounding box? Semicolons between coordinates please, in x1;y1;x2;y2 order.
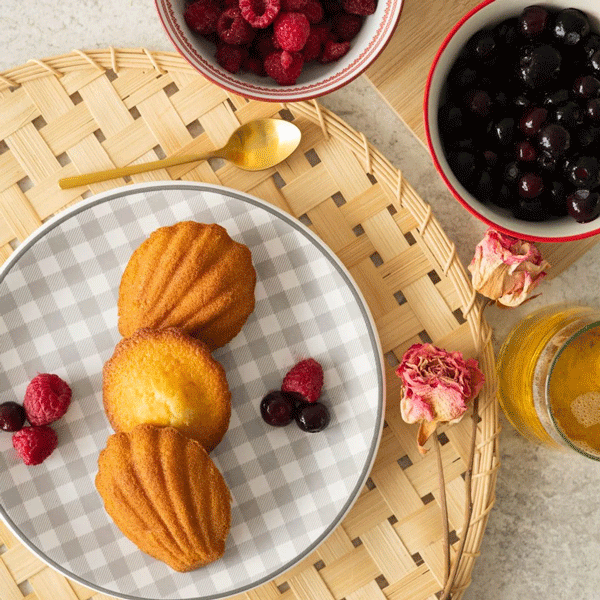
0;49;499;600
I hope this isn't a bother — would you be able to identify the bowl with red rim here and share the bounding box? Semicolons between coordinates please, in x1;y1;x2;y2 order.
155;0;404;102
425;0;600;242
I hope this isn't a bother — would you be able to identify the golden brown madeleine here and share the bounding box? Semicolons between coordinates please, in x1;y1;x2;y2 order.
95;425;231;572
103;327;231;452
118;221;256;350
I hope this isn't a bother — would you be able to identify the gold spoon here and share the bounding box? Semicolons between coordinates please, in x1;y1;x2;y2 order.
59;118;302;189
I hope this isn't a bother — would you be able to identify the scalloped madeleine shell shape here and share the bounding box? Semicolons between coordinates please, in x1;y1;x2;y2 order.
118;221;256;350
95;425;232;572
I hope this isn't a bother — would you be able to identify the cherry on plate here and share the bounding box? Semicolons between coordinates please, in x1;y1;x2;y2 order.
0;402;26;432
295;402;330;432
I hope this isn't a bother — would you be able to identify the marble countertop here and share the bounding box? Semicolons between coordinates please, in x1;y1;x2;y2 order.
1;1;599;599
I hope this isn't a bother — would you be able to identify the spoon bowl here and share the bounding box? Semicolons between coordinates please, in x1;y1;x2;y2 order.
59;119;302;189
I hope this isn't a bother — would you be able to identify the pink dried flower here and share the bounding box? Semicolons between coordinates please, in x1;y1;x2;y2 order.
396;343;485;454
468;228;550;308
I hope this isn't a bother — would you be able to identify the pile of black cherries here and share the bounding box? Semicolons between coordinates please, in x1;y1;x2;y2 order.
439;6;600;223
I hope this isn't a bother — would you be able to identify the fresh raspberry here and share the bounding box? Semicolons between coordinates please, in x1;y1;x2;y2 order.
333;12;363;40
184;0;222;35
243;55;266;75
24;373;72;427
216;43;247;72
282;0;308;11
302;29;323;61
217;7;256;45
343;0;376;15
319;39;350;63
12;426;58;466
300;0;324;24
265;51;304;85
274;12;311;51
240;0;281;28
281;358;324;403
281;50;294;68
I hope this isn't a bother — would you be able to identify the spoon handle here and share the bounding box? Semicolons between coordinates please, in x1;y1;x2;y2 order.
58;151;219;189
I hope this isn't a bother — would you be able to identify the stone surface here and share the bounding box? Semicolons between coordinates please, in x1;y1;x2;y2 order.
1;1;600;599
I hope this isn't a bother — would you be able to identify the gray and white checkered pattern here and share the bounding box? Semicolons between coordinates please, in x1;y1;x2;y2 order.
0;183;383;600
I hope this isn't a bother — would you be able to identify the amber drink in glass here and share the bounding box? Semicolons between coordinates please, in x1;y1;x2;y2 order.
497;304;600;460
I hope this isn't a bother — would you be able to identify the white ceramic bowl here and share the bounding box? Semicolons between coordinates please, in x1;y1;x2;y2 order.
156;0;404;102
425;0;600;242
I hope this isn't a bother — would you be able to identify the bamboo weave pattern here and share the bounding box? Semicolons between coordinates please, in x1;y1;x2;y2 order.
0;49;499;600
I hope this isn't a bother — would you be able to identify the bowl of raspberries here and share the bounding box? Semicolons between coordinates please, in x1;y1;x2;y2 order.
155;0;404;100
425;0;600;242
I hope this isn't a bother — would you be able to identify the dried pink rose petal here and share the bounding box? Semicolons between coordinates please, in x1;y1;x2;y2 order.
396;343;485;454
468;228;550;308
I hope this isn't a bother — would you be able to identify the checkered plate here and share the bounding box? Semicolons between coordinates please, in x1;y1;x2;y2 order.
0;182;384;600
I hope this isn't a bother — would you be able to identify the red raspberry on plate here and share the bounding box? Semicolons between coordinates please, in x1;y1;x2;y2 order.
274;12;311;52
319;39;350;63
13;426;58;466
24;373;72;426
240;0;281;28
343;0;376;15
184;0;222;35
281;358;324;403
333;12;363;40
300;0;324;24
265;50;304;84
217;7;256;45
243;55;266;75
216;43;247;72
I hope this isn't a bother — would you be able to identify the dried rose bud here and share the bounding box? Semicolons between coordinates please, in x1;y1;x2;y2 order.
468;228;550;308
396;343;485;454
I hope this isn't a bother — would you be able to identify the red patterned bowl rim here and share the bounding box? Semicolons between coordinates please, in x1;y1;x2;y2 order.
423;0;600;243
156;0;404;102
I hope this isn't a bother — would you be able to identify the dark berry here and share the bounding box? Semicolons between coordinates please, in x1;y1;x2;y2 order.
548;180;568;216
0;402;26;432
451;66;478;90
518;172;544;198
574;75;600;99
472;170;495;202
538;123;570;156
468;30;497;63
449;151;476;183
587;99;600;123
538;151;558;173
520;106;548;136
567;189;600;222
590;49;600;74
495;18;519;47
515;94;532;110
439;104;463;131
519;44;561;88
517;140;537;162
493;184;517;209
295;402;330;432
495;91;509;109
543;88;569;107
513;197;546;221
553;8;590;46
260;390;300;426
555;101;583;128
566;155;600;188
483;150;499;168
504;161;521;184
466;89;492;117
492;117;515;146
584;33;600;58
576;127;599;149
519;5;549;38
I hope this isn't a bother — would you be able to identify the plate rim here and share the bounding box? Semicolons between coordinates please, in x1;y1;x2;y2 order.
0;181;386;600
